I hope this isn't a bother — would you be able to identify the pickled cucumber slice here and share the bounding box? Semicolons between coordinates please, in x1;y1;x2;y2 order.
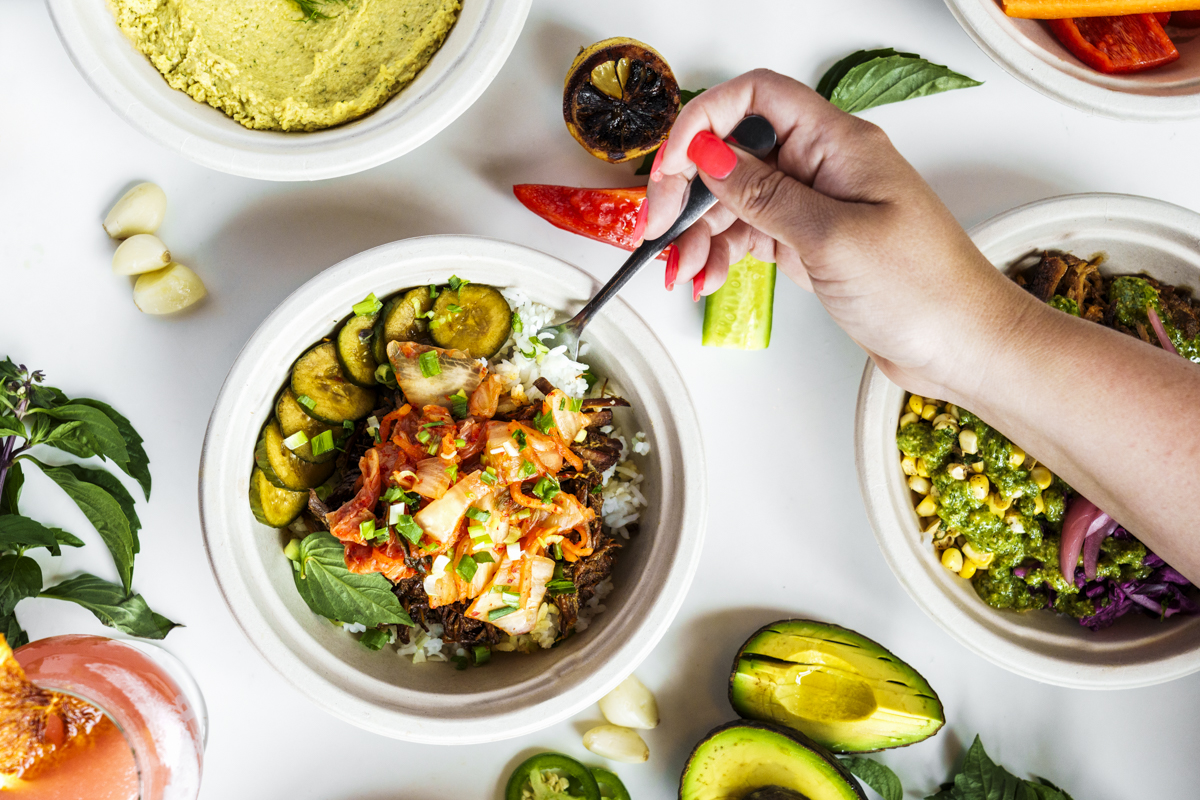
702;254;776;350
275;389;338;464
337;313;378;387
256;419;336;491
372;288;434;364
249;467;308;528
291;342;376;424
429;284;512;358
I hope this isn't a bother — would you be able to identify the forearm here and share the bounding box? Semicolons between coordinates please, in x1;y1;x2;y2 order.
948;288;1200;581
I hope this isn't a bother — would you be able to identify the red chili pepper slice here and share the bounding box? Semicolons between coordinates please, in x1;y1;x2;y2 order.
512;184;667;260
1048;14;1179;75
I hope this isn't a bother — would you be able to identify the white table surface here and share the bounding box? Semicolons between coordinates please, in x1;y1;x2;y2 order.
4;1;1200;797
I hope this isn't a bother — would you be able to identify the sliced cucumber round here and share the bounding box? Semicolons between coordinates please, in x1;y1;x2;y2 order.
337;312;379;387
249;467;308;528
372;288;434;364
290;342;376;424
275;389;338;464
430;284;512;358
255;419;336;491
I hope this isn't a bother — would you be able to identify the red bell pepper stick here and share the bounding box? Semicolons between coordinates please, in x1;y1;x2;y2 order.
1048;14;1179;74
512;185;667;260
1172;10;1200;26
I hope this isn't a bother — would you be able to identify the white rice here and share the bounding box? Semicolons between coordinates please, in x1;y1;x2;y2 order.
574;578;614;633
396;623;447;663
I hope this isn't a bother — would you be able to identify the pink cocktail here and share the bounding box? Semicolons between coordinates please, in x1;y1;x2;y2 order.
9;635;205;800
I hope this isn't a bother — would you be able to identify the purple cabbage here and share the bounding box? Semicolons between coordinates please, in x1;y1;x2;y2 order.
1076;534;1199;631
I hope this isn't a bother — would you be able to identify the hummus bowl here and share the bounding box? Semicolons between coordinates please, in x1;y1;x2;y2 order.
943;0;1200;120
857;193;1200;689
46;0;531;180
199;236;706;742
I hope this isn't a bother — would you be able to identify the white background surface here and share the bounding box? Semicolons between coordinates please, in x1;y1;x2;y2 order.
3;1;1199;797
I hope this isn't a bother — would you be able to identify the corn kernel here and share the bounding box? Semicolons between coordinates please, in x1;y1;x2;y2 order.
971;461;985;473
908;395;925;415
922;518;942;537
916;496;938;516
901;456;917;476
986;493;1012;515
947;463;966;481
1009;444;1026;468
1005;512;1025;534
898;412;919;429
941;548;964;572
908;476;931;495
969;474;990;501
920;404;937;421
1032;493;1045;515
1031;466;1052;490
932;413;954;427
915;458;930;478
962;542;994;568
947;404;961;420
959;560;978;580
959;429;979;455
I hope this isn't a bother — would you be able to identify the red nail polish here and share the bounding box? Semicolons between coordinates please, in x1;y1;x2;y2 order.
665;246;679;291
631;198;648;242
692;268;706;301
649;145;667;183
687;131;738;179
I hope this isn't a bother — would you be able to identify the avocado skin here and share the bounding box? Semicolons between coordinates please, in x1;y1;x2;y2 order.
727;619;945;754
679;720;866;800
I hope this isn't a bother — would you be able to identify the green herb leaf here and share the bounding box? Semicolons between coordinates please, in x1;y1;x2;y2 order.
826;52;982;114
31;460;141;555
0;516;72;557
0;555;41;617
533;411;555;435
513;429;527;450
41;574;180;639
73;398;151;500
25;458;135;592
456;554;478;583
817;49;915;100
1;462;23;516
394;515;423;545
839;757;903;800
292;532;411;626
360;628;391;650
931;736;1075;800
0;416;24;438
1;611;28;649
532;476;560;502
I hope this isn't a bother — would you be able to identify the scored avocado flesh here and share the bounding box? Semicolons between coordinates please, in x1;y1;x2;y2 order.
680;722;865;800
730;621;944;753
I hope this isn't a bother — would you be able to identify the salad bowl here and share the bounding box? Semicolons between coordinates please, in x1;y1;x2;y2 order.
943;0;1200;120
857;193;1200;689
199;236;706;742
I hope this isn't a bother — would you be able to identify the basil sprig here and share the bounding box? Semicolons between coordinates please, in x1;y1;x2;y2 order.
0;358;174;646
928;736;1075;800
819;49;982;114
292;531;415;627
839;756;902;800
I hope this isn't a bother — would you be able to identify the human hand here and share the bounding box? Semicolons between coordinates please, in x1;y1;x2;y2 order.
642;69;1036;400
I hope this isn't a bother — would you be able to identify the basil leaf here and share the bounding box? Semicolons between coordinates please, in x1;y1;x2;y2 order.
817;48;917;100
35;462;142;554
839;757;903;800
0;515;72;556
41;574;180;639
25;458;135;592
33;404;130;467
293;531;411;626
0;415;24;438
55;529;86;549
1;611;29;649
942;737;1073;800
635;88;707;174
0;554;42;617
829;53;982;114
74;398;152;501
1;462;23;516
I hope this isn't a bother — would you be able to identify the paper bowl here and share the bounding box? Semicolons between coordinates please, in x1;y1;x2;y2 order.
856;193;1200;689
943;1;1200;120
46;0;531;180
199;236;706;742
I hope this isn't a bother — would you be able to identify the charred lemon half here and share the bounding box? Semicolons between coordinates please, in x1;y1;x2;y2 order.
564;37;681;163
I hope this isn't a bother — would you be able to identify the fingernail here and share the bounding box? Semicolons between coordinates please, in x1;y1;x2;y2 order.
631;198;648;243
687;131;737;180
692;268;706;302
665;246;679;291
649;145;667;183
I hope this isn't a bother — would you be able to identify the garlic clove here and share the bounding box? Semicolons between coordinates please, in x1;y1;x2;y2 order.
112;234;171;275
133;263;207;315
598;674;659;729
104;182;167;239
582;725;649;764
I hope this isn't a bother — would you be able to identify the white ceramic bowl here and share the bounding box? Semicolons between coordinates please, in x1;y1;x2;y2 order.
46;0;531;180
857;193;1200;689
199;236;706;742
943;0;1200;120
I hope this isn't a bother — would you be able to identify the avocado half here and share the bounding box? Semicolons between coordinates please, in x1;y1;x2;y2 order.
679;721;866;800
729;620;944;753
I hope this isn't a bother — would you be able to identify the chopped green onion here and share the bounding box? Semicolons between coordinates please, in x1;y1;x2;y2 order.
456;555;478;583
388;503;407;525
590;484;604;494
418;350;441;378
488;606;518;621
448;390;469;418
532;476;560;502
519;460;537;479
445;464;458;482
422;310;435;319
468;525;488;538
360;518;377;541
474;551;495;564
547;579;577;595
297;394;317;411
513;429;527;449
367;415;380;430
427;443;438;455
451;655;469;671
447;304;463;314
473;645;491;665
583;371;599;391
552;542;563;561
353;293;382;317
533;412;555;434
559;398;566;411
511;312;523;333
448;275;469;292
480;468;497;486
428;284;439;298
416;430;431;444
514;508;532;521
360;628;391;651
569;397;584;413
310;429;335;456
499;590;521;607
284;538;302;562
343;419;355;430
375;363;396;386
454;438;467;448
492;584;515;593
466;507;491;522
421;421;449;429
381;486;404;503
394;515;423;545
282;430;309;450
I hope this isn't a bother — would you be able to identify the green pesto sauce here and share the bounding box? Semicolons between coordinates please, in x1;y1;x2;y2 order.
1106;275;1200;363
901;411;1152;620
1048;295;1080;316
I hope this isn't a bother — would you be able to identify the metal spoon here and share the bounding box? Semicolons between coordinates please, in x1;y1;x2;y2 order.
541;115;778;358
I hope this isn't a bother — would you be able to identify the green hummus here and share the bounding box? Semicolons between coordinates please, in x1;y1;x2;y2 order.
109;0;462;131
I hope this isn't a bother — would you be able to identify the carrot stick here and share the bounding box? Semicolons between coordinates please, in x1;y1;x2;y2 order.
1003;0;1200;19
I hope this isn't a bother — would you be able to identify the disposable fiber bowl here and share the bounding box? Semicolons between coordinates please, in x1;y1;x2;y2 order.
943;0;1200;120
45;0;531;180
199;236;706;742
857;193;1200;689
